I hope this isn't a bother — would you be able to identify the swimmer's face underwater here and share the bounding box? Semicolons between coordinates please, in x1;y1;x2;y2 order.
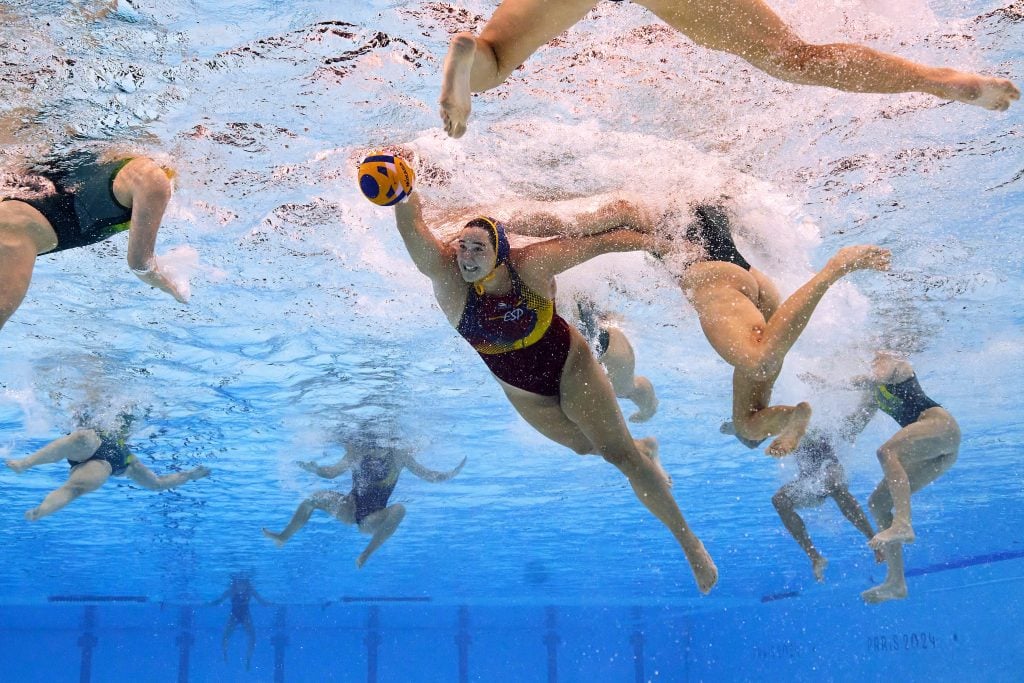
455;226;497;283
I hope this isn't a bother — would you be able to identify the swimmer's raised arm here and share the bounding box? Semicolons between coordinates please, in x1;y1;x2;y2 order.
393;192;454;279
517;228;663;282
403;454;467;483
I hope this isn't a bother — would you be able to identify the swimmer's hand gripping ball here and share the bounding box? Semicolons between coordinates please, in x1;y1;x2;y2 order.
358;154;415;206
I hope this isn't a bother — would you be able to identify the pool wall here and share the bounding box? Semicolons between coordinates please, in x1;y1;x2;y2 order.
2;557;1021;682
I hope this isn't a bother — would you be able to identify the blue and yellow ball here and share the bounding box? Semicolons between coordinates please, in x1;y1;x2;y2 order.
358;154;415;206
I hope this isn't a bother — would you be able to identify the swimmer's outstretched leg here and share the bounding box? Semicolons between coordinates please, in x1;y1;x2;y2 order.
559;352;717;593
638;0;1020;110
26;459;110;520
439;0;598;137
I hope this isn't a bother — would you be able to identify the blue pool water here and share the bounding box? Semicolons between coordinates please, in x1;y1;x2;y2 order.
0;0;1021;680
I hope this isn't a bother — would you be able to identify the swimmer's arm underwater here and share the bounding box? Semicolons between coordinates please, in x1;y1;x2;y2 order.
209;589;231;606
116;158;190;304
249;587;271;606
297;450;356;479
403;454;467;483
518;228;664;281
839;388;880;444
509;196;655;238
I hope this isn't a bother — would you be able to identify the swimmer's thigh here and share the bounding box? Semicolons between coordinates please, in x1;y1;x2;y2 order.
637;0;799;54
879;408;960;470
500;379;593;455
481;0;599;72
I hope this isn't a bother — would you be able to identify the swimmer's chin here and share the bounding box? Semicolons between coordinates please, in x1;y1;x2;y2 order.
459;265;483;282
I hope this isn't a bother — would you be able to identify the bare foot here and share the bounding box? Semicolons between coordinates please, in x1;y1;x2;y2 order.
869;523;915;549
766;402;811;457
687;540;718;594
720;421;767;449
261;528;286;548
439;33;477;138
637;436;672;488
825;245;891;278
5;458;28;474
935;69;1020;111
24;507;42;522
628;390;658;423
356;553;368;569
812;555;828;582
861;580;907;604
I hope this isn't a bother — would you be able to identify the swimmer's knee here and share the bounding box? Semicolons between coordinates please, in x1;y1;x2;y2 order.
771;490;790;511
389;503;407;521
70;429;102;453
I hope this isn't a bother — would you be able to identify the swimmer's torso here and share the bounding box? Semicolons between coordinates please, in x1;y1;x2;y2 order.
6;152;134;253
875;375;941;428
351;450;401;523
456;262;555;355
68;430;135;476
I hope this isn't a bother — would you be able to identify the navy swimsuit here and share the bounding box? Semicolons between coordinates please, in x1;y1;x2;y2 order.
18;152;133;253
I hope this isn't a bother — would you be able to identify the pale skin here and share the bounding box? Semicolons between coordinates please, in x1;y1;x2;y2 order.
262;445;466;568
0;155;188;333
390;190;717;594
838;353;960;604
680;245;890;456
515;197;891;456
4;428;211;520
439;0;1020;137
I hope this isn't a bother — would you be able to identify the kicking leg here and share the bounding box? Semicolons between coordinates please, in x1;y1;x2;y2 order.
241;614;255;671
355;504;407;568
262;491;352;546
868;409;959;548
25;458;111;520
557;337;717;593
831;485;876;544
772;483;827;581
731;373;812;457
602;327;658;423
6;429;100;473
638;0;1019;110
439;0;598;137
221;618;237;662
